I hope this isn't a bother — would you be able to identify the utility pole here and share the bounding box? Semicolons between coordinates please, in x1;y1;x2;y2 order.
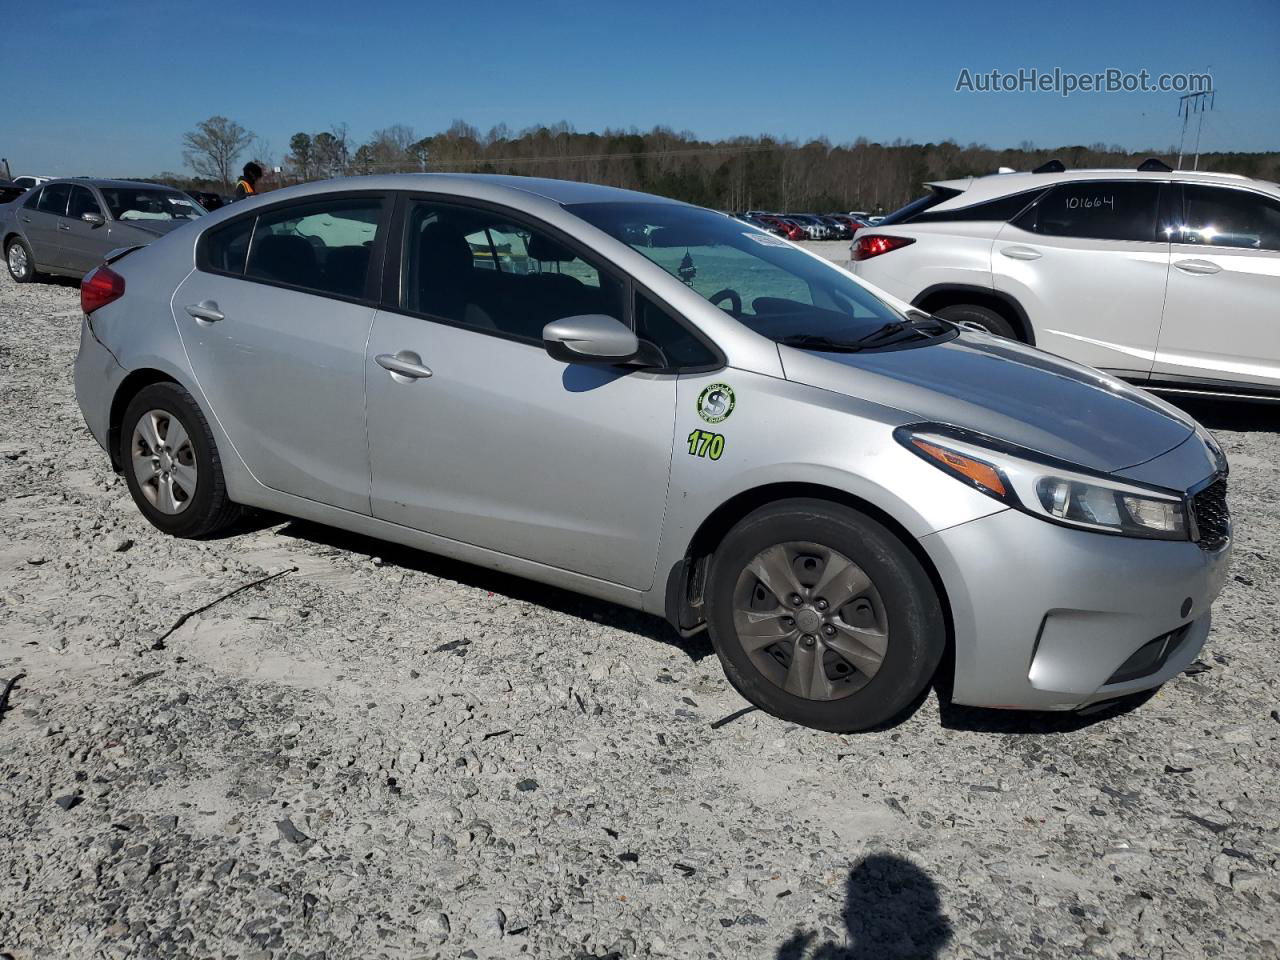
1176;88;1215;171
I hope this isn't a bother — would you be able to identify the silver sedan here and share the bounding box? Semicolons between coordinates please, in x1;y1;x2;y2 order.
72;174;1231;731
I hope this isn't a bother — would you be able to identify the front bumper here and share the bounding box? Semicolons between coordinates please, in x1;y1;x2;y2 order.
74;313;125;456
922;507;1231;710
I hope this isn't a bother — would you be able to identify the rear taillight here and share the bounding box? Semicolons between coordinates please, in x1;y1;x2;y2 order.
851;234;916;262
81;265;125;315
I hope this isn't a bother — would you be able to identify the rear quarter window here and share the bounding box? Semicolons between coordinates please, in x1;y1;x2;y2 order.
199;217;255;276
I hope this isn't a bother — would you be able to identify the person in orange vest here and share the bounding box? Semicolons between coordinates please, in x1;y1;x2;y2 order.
234;162;263;201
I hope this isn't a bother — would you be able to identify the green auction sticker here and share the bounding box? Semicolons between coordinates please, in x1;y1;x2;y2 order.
697;383;735;424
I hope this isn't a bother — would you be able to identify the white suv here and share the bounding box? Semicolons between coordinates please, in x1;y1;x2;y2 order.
849;161;1280;399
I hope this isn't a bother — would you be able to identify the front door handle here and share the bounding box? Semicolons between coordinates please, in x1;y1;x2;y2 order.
1000;245;1042;261
184;300;225;323
376;351;433;381
57;223;71;232
1174;258;1222;276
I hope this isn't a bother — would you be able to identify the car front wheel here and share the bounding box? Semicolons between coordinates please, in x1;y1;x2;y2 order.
706;499;946;732
119;382;241;538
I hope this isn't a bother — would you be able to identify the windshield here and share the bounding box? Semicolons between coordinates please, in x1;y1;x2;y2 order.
101;187;206;222
567;201;915;345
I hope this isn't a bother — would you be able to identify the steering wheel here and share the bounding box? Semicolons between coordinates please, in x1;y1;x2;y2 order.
709;288;742;314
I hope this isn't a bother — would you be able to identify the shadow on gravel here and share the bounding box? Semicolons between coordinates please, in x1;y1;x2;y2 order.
775;854;952;959
273;519;715;660
1168;396;1279;434
938;687;1157;735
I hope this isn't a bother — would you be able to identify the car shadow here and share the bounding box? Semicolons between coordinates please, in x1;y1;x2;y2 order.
271;517;715;660
775;854;952;959
1167;395;1280;434
937;687;1157;734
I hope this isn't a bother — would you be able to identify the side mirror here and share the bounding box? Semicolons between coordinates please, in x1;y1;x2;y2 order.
543;314;639;365
82;212;105;226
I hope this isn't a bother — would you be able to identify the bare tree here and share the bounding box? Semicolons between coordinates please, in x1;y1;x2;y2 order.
182;116;255;190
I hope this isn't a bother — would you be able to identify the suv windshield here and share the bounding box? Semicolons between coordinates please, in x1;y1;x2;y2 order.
100;187;206;222
568;201;945;349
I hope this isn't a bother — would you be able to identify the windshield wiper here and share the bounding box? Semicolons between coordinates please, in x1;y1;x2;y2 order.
775;334;869;353
856;314;951;348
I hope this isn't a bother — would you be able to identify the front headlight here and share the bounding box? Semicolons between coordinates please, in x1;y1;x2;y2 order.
897;425;1189;541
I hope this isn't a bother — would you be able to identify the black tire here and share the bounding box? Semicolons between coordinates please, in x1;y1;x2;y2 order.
706;499;946;733
6;237;39;283
933;303;1018;340
118;382;241;538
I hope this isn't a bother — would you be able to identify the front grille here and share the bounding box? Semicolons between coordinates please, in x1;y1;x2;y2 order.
1190;477;1230;552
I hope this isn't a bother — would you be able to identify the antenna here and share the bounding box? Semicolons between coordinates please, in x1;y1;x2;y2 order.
1176;87;1215;171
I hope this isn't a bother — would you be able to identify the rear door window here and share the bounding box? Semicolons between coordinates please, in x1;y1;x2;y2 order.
1014;181;1161;242
36;183;72;216
1180;185;1280;251
245;196;385;299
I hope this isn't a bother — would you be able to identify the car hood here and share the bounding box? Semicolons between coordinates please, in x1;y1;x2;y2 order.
778;331;1195;473
114;219;190;238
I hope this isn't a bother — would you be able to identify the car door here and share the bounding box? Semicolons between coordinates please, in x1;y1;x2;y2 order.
60;185;109;275
1155;184;1280;391
364;197;680;589
992;180;1171;379
172;192;390;514
22;183;72;269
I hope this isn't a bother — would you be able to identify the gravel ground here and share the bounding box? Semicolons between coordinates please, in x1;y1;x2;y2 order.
1;268;1277;960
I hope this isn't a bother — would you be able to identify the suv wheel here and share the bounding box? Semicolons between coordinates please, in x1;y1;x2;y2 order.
706;499;946;732
6;238;38;283
933;303;1017;339
119;382;241;538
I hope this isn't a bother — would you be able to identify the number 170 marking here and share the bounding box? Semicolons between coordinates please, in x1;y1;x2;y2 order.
687;429;725;460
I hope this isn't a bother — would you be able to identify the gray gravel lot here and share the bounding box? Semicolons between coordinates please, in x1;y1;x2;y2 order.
1;267;1277;960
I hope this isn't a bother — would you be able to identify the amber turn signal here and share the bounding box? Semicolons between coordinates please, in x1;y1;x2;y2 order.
910;439;1007;497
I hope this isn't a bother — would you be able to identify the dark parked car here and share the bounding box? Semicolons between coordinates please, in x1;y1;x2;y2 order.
187;190;227;211
2;178;206;282
0;180;25;205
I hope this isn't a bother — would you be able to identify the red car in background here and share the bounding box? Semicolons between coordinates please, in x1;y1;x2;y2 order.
755;215;807;241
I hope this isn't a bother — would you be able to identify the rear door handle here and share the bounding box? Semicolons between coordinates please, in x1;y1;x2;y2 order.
184;300;225;323
1174;258;1222;276
1000;245;1042;261
376;351;433;381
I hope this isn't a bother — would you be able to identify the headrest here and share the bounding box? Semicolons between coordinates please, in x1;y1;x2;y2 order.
249;234;318;286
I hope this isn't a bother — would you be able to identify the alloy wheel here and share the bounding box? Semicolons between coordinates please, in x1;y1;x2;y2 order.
7;243;29;279
732;541;888;701
130;409;198;515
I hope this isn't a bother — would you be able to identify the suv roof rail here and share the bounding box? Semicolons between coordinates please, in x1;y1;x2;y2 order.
1031;159;1066;174
1137;157;1173;172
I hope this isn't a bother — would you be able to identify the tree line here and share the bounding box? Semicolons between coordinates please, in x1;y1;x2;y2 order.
171;115;1280;214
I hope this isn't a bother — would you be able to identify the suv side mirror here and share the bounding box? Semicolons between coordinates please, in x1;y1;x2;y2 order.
82;212;105;226
543;314;639;365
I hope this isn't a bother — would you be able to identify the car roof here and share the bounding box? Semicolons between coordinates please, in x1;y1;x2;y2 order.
39;178;187;191
926;168;1280;208
234;173;686;208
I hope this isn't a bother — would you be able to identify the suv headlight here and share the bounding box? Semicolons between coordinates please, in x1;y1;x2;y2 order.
897;425;1189;541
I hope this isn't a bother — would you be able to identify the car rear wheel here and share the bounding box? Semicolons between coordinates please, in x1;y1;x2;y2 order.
933;303;1017;340
119;382;241;538
706;499;946;732
6;238;38;283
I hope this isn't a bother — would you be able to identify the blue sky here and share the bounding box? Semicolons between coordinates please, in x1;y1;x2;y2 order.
4;0;1277;177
